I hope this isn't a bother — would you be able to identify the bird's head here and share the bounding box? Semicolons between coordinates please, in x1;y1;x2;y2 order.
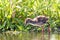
24;18;32;25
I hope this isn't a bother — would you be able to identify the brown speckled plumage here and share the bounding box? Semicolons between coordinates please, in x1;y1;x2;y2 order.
25;16;49;26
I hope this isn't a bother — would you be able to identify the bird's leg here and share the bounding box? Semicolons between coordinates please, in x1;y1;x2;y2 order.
48;26;50;34
42;25;44;34
41;25;44;40
42;25;44;36
48;26;50;40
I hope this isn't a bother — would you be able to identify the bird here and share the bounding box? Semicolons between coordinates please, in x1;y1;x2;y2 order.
25;15;50;33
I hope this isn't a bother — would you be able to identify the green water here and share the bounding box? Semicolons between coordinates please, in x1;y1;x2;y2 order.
0;31;60;40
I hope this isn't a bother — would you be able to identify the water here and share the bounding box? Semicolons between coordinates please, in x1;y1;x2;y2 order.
0;31;60;40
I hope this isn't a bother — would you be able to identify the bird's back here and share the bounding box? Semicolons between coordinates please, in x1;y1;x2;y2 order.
36;16;49;23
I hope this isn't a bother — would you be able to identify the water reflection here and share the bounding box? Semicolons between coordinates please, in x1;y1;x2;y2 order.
0;31;60;40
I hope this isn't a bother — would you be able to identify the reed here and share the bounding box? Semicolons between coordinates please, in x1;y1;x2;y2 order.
0;0;60;32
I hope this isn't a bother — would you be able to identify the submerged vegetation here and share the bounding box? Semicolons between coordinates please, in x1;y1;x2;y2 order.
0;0;60;32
